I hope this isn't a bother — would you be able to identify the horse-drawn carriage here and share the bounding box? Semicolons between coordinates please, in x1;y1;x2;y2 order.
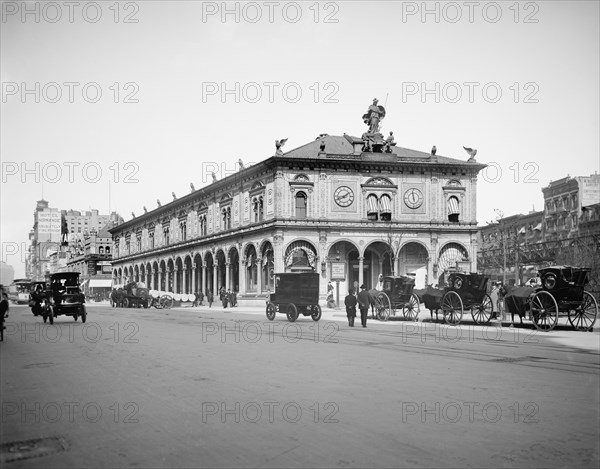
433;272;494;325
524;266;598;332
265;272;322;322
372;275;420;321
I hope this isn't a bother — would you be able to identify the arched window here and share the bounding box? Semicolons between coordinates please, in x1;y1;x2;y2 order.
99;246;104;254
296;192;307;219
367;194;378;221
447;196;460;222
379;194;392;221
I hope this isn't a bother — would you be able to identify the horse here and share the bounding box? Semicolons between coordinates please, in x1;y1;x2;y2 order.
503;285;533;326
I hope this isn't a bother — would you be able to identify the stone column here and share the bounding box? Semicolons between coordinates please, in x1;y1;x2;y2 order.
212;264;218;297
239;257;246;295
256;257;263;294
174;266;179;293
358;256;364;288
394;256;400;277
191;263;196;294
158;268;164;291
225;260;231;291
202;263;208;294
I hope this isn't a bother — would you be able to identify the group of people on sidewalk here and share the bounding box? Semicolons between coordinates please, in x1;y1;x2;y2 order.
343;284;371;328
219;287;238;309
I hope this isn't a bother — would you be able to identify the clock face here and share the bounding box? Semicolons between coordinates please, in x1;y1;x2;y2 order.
334;186;355;207
404;188;424;209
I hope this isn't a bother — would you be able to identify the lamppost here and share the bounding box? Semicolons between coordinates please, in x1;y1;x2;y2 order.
494;209;507;285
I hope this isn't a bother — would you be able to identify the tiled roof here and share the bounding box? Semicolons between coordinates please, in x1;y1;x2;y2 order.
281;134;478;166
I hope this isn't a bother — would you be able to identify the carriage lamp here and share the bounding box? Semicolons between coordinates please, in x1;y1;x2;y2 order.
433;263;438;275
543;273;556;290
321;261;327;273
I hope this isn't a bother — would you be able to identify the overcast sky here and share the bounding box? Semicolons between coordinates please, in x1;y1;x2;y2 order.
2;0;599;278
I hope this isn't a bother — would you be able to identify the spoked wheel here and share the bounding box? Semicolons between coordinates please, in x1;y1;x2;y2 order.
311;304;322;322
286;303;298;322
376;293;391;321
48;306;54;325
471;294;494;325
402;293;420;321
568;291;598;331
81;305;87;323
160;295;174;309
266;302;276;321
441;291;464;325
530;290;559;331
122;298;130;308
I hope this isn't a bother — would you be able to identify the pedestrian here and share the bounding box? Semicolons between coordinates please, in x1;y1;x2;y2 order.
375;274;384;291
344;288;357;327
231;290;237;307
207;289;213;308
357;284;370;328
497;282;506;319
197;290;204;306
222;289;229;309
489;282;499;319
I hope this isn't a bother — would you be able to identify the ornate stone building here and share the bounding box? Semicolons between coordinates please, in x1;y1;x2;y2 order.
109;103;485;303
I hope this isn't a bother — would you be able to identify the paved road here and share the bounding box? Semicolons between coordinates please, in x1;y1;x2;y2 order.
1;303;599;468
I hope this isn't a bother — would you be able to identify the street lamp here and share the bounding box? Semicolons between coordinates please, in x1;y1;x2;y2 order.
493;209;507;285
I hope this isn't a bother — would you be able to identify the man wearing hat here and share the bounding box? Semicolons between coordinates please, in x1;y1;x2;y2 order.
357;284;370;328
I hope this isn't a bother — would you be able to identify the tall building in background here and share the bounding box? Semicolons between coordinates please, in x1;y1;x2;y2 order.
26;201;123;280
26;199;62;280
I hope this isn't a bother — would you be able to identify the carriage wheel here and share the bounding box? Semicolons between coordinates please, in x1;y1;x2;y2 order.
471;294;493;325
48;306;54;325
568;291;598;332
441;291;463;325
530;291;559;332
402;294;420;321
266;302;276;321
122;298;130;308
286;303;298;322
376;293;391;321
311;304;322;322
161;295;174;309
81;305;87;323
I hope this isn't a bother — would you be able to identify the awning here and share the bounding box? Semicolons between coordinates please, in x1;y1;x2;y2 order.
533;223;542;231
367;195;378;214
80;279;89;287
89;279;113;288
379;195;392;213
447;197;460;215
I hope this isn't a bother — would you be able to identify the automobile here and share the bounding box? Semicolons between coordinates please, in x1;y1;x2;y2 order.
43;272;87;324
29;281;48;316
120;281;151;308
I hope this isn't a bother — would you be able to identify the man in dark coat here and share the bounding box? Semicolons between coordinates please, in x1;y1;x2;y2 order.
344;288;357;327
357;284;370;328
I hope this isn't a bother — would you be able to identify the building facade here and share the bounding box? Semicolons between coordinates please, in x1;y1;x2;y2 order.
479;173;600;286
26;199;62;280
67;225;115;298
109;105;486;304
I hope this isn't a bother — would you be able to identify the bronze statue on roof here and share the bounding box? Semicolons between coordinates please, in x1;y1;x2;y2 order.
362;98;386;134
361;98;388;152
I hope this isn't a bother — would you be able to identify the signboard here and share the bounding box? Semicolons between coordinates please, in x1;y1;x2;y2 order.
578;176;600;207
330;262;346;280
37;210;62;242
